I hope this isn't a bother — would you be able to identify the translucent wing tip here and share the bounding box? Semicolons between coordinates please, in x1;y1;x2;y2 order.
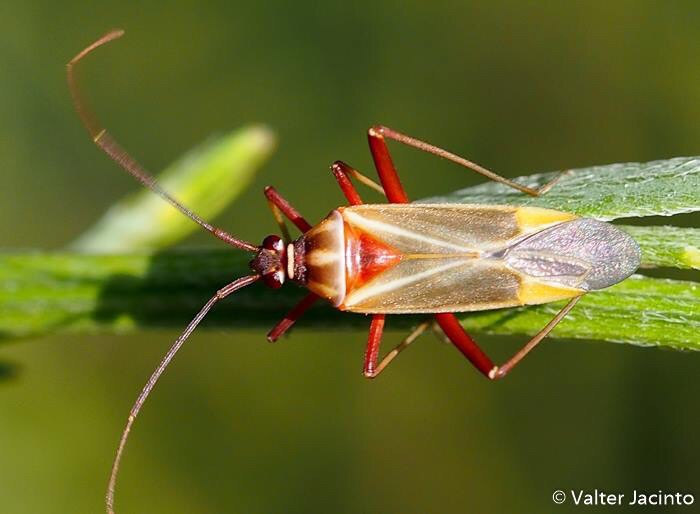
507;218;641;291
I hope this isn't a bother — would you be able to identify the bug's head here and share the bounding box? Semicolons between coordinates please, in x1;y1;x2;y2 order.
249;235;287;289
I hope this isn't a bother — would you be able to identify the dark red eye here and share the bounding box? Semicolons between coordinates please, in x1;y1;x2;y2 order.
263;269;285;289
262;235;284;252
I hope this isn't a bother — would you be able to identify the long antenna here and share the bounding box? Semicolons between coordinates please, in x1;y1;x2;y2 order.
67;30;258;252
105;274;260;514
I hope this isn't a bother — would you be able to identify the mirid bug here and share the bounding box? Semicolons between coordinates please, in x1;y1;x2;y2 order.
68;30;640;514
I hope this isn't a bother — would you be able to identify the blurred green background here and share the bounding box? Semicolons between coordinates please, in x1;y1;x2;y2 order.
1;1;699;513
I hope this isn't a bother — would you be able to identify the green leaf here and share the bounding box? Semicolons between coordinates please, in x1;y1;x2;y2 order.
70;125;275;252
463;275;699;350
618;225;700;270
420;155;700;220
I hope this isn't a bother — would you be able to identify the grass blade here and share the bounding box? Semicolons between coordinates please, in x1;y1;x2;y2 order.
420;155;700;220
619;226;700;269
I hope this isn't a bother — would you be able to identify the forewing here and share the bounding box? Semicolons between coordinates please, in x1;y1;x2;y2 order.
342;204;524;253
341;257;523;313
339;204;585;313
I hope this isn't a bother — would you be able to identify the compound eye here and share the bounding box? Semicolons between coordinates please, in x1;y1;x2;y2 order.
263;269;285;289
262;235;284;252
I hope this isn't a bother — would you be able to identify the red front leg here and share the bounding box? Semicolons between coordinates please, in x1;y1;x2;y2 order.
262;186;318;340
267;292;319;342
264;186;312;232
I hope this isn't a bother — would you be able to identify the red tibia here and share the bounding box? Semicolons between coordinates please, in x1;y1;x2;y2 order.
368;126;409;204
364;314;386;376
434;313;495;377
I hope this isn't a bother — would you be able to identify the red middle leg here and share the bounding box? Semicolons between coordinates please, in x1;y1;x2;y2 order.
367;126;499;379
331;161;364;205
363;314;386;377
328;160;389;374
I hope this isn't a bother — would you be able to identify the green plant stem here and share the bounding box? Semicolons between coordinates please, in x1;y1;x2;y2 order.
421;155;700;220
0;249;697;349
619;226;699;269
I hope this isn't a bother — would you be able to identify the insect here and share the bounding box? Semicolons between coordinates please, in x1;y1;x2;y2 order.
68;30;640;514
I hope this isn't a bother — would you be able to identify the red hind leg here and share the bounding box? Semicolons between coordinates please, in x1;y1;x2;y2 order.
367;126;410;203
366;125;577;379
490;296;581;379
369;125;566;196
328;128;576;378
436;296;582;379
433;313;495;377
